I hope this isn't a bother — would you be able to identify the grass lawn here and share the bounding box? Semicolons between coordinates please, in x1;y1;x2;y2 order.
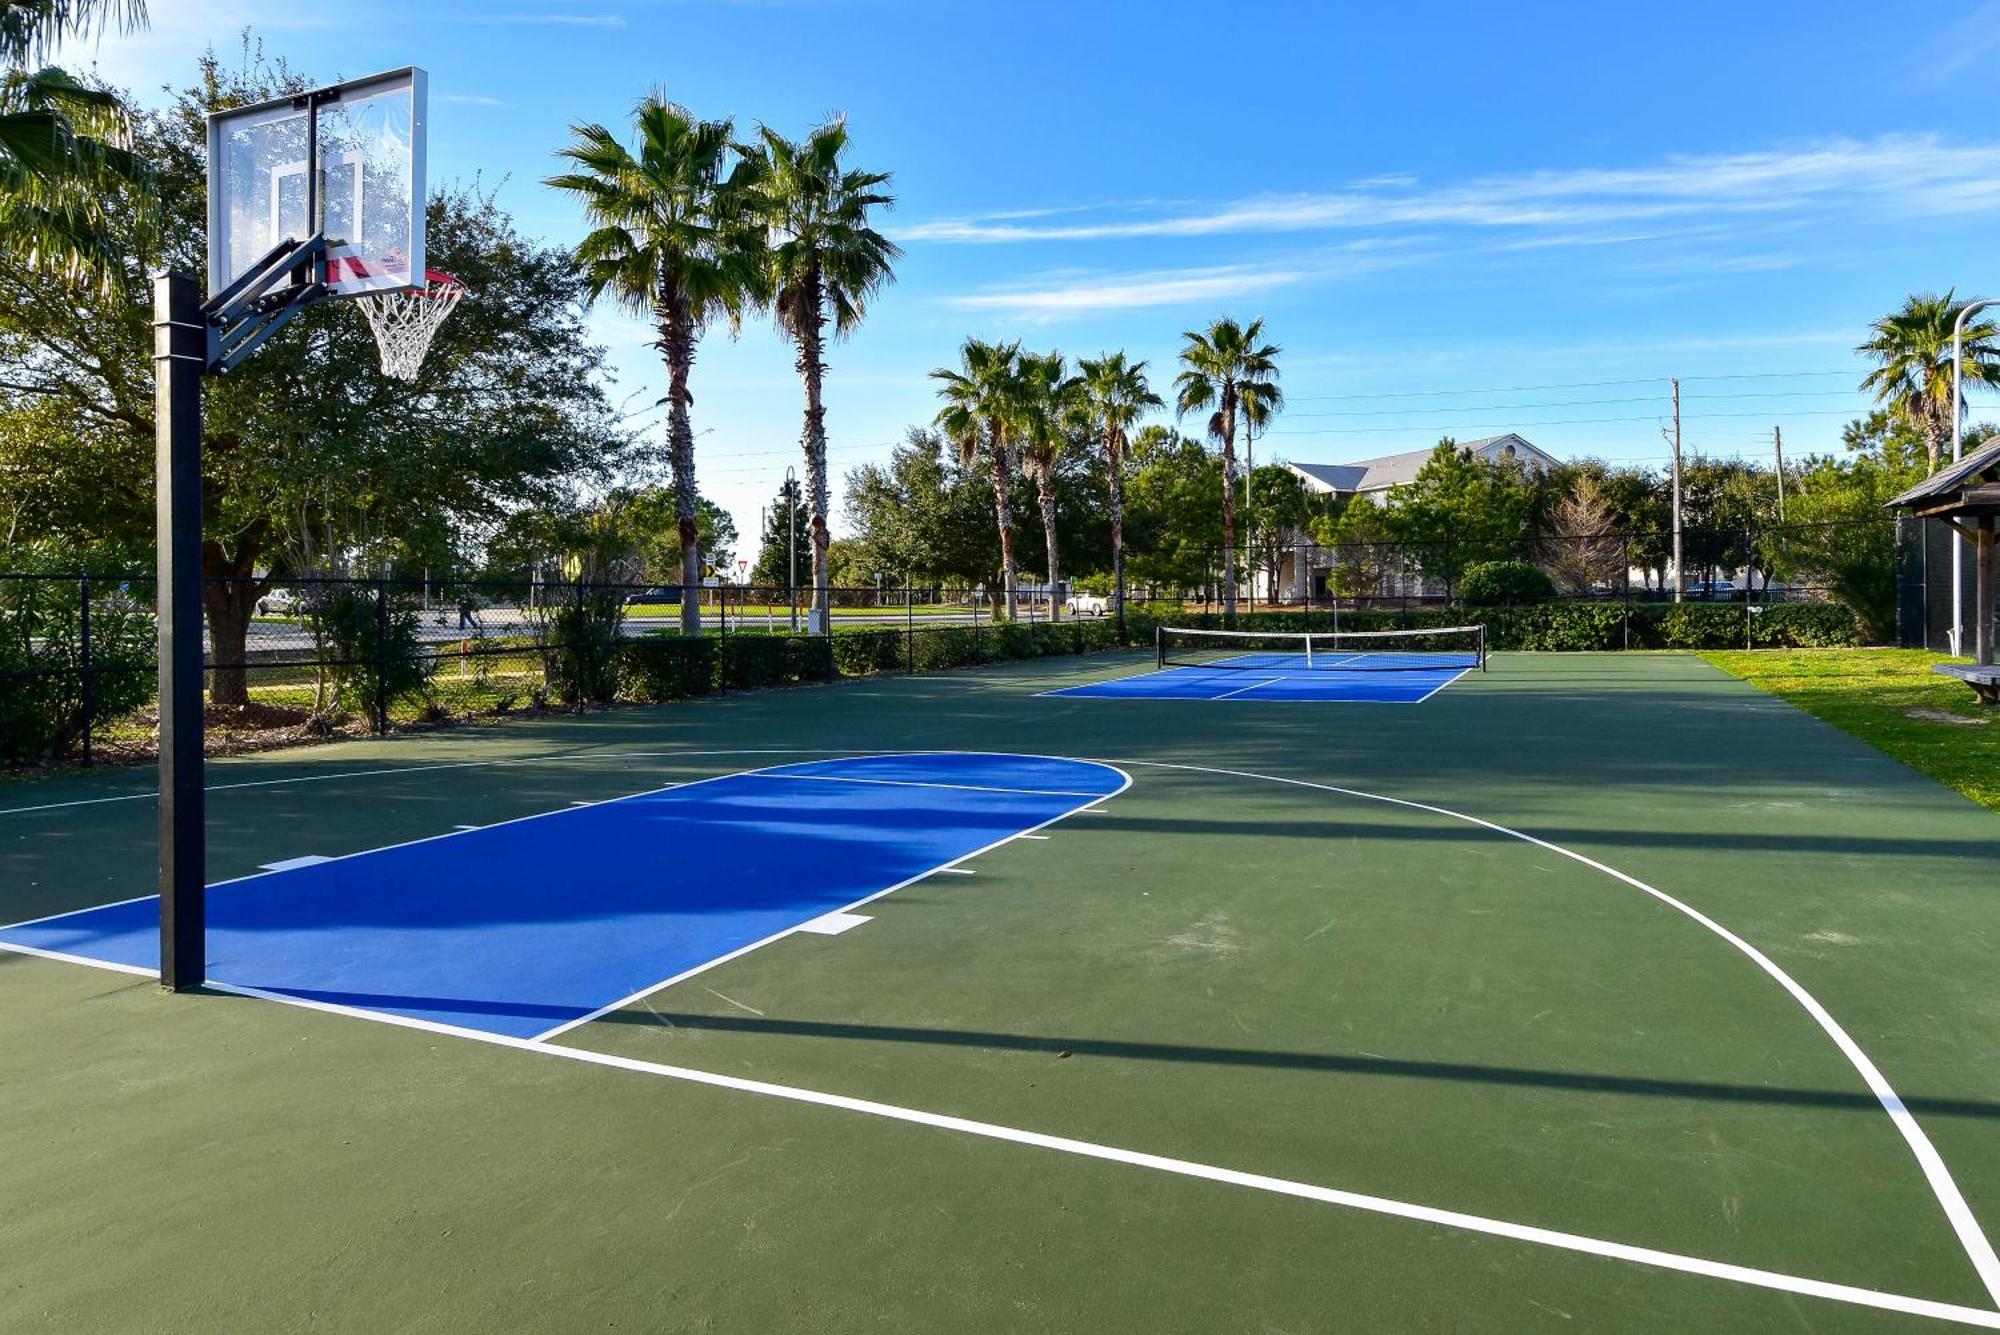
1701;648;2000;814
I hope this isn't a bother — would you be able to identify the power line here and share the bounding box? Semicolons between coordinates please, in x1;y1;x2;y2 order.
1281;369;1855;403
1281;388;1863;420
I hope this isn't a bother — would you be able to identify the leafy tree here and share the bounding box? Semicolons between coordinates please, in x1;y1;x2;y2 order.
0;2;151;286
1309;496;1400;601
1377;440;1533;589
750;479;810;591
1124;430;1223;594
1783;419;1926;641
1174;316;1280;616
547;97;763;633
1246;464;1313;601
747;116;898;631
0;55;627;702
842;427;996;586
1858;291;2000;473
1075;352;1160;620
932;338;1025;616
1014;350;1082;617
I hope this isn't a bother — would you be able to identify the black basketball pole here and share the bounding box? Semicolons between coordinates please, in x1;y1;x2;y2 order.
154;270;207;991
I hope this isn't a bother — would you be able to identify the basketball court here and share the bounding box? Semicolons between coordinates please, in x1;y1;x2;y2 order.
8;652;2000;1332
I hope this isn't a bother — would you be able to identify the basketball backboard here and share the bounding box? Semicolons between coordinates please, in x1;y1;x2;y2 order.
207;67;427;300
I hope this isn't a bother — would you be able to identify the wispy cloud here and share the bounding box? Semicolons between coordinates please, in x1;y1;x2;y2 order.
903;136;2000;244
473;12;628;27
1905;0;2000;85
440;93;510;107
946;264;1320;320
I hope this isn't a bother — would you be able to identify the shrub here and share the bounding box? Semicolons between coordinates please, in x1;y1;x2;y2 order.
531;586;625;706
0;567;153;764
1458;560;1556;606
304;584;438;717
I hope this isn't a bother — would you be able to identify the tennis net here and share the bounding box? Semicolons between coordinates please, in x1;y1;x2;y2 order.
1156;624;1487;673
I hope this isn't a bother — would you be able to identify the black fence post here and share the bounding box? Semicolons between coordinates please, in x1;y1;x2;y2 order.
905;579;914;674
79;573;94;767
374;578;390;736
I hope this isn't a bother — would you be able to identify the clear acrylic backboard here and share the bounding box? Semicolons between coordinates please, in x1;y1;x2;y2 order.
206;67;427;299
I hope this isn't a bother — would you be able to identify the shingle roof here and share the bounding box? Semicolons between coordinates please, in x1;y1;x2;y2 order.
1886;435;2000;511
1288;434;1550;496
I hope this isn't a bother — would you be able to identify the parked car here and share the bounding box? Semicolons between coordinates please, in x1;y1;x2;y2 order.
1063;592;1109;617
1687;579;1739;600
254;588;300;616
623;586;682;607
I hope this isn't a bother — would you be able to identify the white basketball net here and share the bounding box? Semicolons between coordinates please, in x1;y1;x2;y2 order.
356;271;467;381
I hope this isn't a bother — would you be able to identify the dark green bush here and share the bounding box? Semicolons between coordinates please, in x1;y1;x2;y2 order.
0;569;153;764
1458;560;1556;606
532;587;626;705
304;584;436;716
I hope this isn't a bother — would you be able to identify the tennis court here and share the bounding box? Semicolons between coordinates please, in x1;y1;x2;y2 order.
6;649;2000;1332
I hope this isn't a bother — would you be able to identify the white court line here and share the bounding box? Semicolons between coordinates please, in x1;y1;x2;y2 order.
1207;675;1287;701
1093;757;2000;1311
529;756;1134;1042
1413;667;1475;703
934;868;976;876
259;855;332;872
39;967;2000;1331
0;748;843;818
8;749;1998;1324
748;773;1113;799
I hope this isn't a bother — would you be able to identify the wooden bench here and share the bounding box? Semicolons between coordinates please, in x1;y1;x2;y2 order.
1935;663;2000;705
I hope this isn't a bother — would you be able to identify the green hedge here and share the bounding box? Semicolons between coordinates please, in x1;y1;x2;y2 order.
1144;600;1861;651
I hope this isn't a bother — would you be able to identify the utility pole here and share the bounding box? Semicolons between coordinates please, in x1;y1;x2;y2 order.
1242;417;1255;609
1670;377;1684;604
1773;425;1786;523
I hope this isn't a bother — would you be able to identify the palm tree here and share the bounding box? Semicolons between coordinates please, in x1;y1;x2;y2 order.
1076;352;1160;625
749;117;899;634
547;97;764;634
933;338;1024;619
1;0;153;286
1859;291;2000;473
1237;371;1284;602
1015;350;1082;620
1174;317;1281;617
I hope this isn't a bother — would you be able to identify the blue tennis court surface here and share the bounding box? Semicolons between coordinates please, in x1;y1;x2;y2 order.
1044;656;1473;702
0;752;1127;1040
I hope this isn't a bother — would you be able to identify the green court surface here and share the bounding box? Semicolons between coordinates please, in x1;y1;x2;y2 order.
6;651;2000;1332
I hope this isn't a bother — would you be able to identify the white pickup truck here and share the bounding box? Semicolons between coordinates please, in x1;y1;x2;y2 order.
1063;592;1110;617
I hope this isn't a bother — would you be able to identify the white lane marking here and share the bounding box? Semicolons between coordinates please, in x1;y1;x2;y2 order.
258;855;332;872
796;912;872;936
1413;667;1474;703
529;759;1134;1042
1017;834;1051;841
38;969;2000;1332
934;868;976;876
0;939;158;978
748;773;1114;799
1095;757;2000;1310
0;748;847;818
1208;675;1287;701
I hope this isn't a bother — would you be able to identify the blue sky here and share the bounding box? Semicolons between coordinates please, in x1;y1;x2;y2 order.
73;0;2000;552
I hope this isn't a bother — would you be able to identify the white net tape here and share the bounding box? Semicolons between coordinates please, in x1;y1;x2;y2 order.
356;272;466;381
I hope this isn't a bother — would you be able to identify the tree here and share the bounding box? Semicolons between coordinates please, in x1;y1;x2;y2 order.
750;479;810;592
1783;416;1927;642
1538;473;1624;595
1014;350;1082;619
1858;291;2000;474
842;427;996;586
1377;440;1533;590
0;2;151;287
748;116;898;633
547;97;763;634
1124;429;1223;594
1076;351;1160;622
0;55;628;702
1174;317;1279;617
932;338;1024;617
1246;464;1313;602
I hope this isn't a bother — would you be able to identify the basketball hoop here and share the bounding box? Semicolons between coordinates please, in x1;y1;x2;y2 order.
355;269;467;380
